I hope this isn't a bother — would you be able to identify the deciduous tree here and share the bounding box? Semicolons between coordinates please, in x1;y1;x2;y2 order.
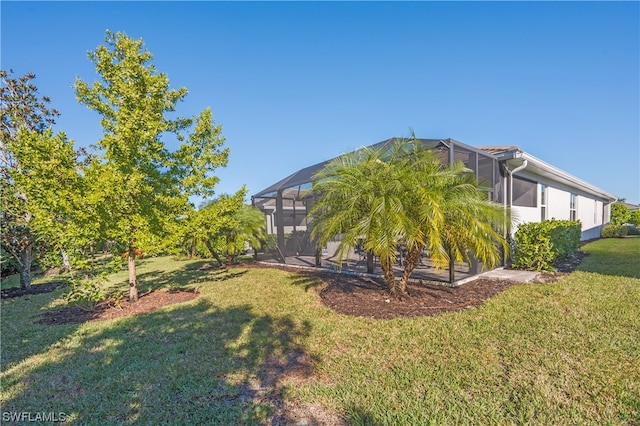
75;31;229;301
1;69;60;288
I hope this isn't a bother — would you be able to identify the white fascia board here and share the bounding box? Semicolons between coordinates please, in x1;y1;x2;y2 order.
519;152;617;203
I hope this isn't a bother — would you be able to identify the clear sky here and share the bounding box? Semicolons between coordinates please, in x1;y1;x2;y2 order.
2;1;639;204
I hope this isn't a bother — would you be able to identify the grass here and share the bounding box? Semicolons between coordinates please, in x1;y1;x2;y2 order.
1;239;639;425
578;236;640;278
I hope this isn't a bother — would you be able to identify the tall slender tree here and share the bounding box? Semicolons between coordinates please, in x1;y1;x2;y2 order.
1;69;60;288
75;31;229;301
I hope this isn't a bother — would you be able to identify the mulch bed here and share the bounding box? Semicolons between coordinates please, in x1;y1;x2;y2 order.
244;250;588;320
37;289;199;325
318;274;521;319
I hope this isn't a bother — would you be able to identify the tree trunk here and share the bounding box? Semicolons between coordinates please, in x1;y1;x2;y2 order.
189;239;196;259
448;251;456;284
19;245;33;290
204;238;223;266
366;251;375;274
381;257;402;298
61;249;71;272
128;241;138;302
398;246;422;294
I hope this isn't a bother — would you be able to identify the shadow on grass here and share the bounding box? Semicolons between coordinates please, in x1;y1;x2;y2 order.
1;286;81;368
287;273;326;292
125;266;248;294
2;298;319;424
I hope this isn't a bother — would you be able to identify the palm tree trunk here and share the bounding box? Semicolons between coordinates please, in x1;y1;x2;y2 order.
381;257;404;298
398;246;422;294
366;251;375;274
448;249;456;284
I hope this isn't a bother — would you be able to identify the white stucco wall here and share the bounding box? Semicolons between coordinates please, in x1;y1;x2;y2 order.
546;186;571;220
512;170;611;241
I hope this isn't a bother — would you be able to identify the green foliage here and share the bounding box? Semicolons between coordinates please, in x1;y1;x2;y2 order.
210;204;267;265
181;187;266;265
311;135;509;292
610;203;631;225
11;129;96;252
512;220;582;271
75;31;229;300
625;225;640;236
548;219;581;259
1;69;61;289
628;210;640;226
0;247;19;277
601;224;628;238
65;276;107;311
511;222;556;271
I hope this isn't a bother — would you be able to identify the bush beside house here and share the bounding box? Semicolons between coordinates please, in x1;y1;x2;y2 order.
512;220;582;271
601;224;629;238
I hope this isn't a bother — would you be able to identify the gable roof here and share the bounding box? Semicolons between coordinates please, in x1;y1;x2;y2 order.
478;145;617;202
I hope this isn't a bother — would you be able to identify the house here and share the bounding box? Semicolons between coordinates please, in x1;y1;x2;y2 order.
477;145;617;240
252;137;616;263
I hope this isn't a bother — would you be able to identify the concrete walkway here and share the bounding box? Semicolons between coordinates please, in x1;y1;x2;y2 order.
455;267;540;286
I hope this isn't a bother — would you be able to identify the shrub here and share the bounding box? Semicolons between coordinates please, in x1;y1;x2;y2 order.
626;225;640;236
1;247;20;278
610;203;631;225
512;219;582;271
511;223;555;271
65;276;107;311
548;220;581;259
601;224;628;238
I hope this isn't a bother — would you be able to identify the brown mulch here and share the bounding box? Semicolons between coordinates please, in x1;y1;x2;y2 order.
318;274;521;319
37;289;199;325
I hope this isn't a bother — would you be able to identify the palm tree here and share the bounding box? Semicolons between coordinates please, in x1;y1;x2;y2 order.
217;204;267;265
311;137;509;297
311;141;410;295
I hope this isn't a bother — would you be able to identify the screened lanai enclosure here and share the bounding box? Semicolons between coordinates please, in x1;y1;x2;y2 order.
252;138;506;283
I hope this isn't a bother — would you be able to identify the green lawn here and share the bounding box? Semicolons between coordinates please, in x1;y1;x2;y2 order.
1;238;639;424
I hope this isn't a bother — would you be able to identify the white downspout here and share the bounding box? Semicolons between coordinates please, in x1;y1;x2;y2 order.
506;159;528;209
502;158;528;266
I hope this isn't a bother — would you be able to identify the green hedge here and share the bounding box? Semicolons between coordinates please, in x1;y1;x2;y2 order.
512;219;582;271
601;224;628;238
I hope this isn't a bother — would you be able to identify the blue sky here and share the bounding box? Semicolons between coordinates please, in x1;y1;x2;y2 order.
2;1;639;204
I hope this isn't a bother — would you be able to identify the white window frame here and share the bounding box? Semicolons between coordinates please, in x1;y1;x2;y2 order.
540;184;547;221
570;193;577;221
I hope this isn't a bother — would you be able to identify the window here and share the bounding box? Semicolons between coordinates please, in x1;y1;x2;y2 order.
570;193;577;221
512;176;537;207
540;184;547;221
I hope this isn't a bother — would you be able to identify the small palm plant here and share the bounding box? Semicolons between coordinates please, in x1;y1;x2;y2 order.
311;136;509;297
